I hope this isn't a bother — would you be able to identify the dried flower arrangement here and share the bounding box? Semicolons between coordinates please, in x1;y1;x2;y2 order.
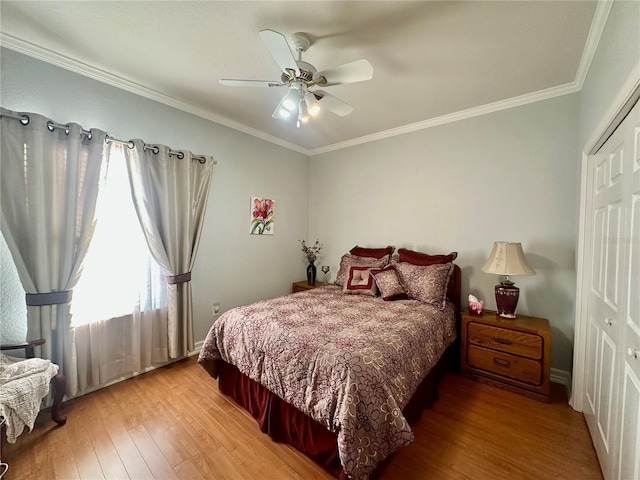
299;239;322;263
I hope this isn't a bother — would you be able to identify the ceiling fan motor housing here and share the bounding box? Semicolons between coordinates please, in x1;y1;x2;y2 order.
281;61;316;83
290;32;311;54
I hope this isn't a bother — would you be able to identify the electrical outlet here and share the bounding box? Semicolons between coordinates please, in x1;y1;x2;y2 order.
213;302;221;315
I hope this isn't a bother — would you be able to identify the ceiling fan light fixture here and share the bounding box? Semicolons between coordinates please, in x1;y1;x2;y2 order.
282;99;297;111
305;93;320;116
297;98;310;128
282;91;298;111
277;108;291;118
298;98;310;119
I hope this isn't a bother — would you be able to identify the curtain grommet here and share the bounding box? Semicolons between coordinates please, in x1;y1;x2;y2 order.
47;121;70;135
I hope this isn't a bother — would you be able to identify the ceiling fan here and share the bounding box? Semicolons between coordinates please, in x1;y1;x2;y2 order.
220;30;374;128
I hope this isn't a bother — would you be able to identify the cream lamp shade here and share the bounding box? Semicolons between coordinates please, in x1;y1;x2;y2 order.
481;242;536;277
481;242;535;318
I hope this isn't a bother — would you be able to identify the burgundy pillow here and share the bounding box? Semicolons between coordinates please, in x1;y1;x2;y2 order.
335;254;388;286
343;266;378;296
371;265;408;301
349;245;395;260
398;248;458;266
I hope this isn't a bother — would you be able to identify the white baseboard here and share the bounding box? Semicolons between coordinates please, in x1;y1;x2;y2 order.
189;340;204;357
550;368;572;400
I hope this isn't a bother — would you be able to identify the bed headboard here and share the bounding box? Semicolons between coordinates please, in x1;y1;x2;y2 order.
447;264;462;314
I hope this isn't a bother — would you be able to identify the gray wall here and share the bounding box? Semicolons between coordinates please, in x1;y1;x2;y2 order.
0;48;309;344
0;234;27;343
309;94;579;374
578;0;639;150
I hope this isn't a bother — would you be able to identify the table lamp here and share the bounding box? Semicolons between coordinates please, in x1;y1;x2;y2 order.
481;242;535;318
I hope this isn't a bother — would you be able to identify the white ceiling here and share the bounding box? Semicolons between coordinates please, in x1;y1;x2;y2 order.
0;1;603;155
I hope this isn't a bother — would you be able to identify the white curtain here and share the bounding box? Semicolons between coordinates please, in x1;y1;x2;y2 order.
71;144;169;393
0;108;108;397
124;141;214;358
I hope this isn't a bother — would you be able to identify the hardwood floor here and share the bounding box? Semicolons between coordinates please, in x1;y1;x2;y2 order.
1;356;602;480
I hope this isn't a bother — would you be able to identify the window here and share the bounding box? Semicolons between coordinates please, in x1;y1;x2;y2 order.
70;145;166;326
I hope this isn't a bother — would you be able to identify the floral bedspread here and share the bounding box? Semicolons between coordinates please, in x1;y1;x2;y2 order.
198;286;456;479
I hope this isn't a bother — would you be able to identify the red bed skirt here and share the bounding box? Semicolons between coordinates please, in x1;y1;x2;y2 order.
217;347;452;479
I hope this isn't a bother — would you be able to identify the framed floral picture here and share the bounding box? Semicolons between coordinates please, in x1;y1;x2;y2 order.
250;197;274;235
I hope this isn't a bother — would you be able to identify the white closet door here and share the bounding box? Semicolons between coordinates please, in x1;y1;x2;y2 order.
583;99;639;480
584;115;626;478
617;103;640;480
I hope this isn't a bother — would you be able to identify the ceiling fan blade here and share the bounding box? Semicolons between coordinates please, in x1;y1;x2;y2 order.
313;59;373;87
259;29;300;76
220;79;281;87
315;91;354;117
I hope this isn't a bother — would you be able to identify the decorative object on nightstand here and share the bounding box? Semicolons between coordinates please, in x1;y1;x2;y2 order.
468;294;484;315
299;239;322;285
321;265;330;285
481;241;535;319
460;309;551;402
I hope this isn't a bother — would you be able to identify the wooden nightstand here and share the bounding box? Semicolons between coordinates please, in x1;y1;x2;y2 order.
460;309;551;402
292;281;323;293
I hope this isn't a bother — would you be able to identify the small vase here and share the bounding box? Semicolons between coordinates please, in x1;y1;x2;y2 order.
306;261;317;285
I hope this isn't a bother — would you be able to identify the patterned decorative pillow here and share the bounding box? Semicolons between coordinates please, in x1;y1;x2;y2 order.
371;266;408;301
398;248;458;266
394;262;454;309
335;254;388;286
343;266;378;296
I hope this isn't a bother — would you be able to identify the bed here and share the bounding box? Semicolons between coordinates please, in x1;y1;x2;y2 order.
198;248;461;479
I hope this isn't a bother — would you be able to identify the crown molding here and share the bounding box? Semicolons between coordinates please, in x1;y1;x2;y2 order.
308;81;581;156
0;33;310;156
0;0;612;158
574;0;614;90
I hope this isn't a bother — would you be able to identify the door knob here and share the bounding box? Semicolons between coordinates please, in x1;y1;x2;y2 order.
628;348;639;360
604;318;614;326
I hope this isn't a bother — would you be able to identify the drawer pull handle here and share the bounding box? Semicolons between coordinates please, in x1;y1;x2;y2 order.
628;348;639;360
493;336;512;345
493;358;511;367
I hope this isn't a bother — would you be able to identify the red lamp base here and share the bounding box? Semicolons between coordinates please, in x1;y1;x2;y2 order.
495;280;519;319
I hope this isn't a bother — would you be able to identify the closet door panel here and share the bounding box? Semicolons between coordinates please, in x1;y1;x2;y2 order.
617;364;639;480
604;201;622;311
616;109;640;480
596;331;617;453
586;314;600;414
591;206;606;296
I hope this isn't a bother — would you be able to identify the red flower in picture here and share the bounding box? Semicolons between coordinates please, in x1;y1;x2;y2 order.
250;197;275;234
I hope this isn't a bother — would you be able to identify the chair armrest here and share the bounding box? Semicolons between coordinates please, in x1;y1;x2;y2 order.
0;339;46;358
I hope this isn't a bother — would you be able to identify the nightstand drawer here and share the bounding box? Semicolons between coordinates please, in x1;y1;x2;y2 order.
467;323;543;360
467;345;542;386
